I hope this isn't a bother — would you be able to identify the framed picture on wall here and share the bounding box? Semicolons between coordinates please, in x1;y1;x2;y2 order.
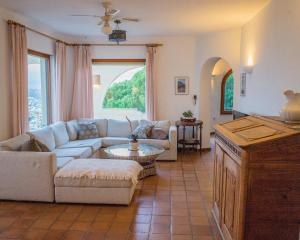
240;73;247;96
175;76;189;95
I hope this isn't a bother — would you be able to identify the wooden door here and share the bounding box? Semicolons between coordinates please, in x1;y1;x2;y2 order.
221;153;241;240
212;144;224;223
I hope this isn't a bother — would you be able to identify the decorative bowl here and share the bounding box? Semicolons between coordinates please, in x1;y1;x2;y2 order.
181;117;196;123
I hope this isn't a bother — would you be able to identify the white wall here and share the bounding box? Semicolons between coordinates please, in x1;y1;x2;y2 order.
89;36;197;122
195;28;241;148
238;0;300;115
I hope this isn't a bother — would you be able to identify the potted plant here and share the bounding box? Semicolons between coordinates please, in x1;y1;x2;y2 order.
181;110;196;122
126;116;139;151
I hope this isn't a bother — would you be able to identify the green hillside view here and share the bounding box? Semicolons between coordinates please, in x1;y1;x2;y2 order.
224;74;234;111
103;68;146;113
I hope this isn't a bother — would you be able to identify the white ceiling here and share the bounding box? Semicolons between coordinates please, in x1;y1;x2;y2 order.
0;0;270;37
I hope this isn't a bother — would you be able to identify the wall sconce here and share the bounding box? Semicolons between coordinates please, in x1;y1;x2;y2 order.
242;65;254;74
193;95;197;105
93;75;101;87
242;56;254;74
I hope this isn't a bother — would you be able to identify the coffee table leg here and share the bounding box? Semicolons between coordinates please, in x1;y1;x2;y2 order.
138;161;157;179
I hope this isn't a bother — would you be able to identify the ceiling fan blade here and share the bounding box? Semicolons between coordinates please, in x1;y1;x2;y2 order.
69;14;101;18
122;17;140;22
106;9;120;16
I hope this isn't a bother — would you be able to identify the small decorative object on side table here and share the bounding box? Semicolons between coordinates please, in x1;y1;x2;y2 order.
175;119;203;153
104;144;165;179
181;110;196;123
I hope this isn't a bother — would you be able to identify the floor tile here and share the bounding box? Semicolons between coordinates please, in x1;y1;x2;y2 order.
0;147;219;240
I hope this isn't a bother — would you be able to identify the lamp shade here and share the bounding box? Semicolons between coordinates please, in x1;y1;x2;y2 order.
109;29;126;44
102;25;113;35
93;75;101;86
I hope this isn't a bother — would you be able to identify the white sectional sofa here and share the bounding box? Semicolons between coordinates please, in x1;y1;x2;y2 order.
0;119;177;202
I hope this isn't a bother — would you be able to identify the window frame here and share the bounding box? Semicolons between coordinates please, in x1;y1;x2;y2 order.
91;59;147;120
92;59;146;63
27;49;52;128
220;69;233;115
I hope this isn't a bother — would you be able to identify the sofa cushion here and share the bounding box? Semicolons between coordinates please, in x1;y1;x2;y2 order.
132;121;153;139
107;119;138;138
53;147;92;159
28;127;56;151
51;122;70;147
54;159;143;188
77;122;99;140
57;157;74;170
58;139;102;152
141;120;171;134
66;120;78;141
138;139;170;150
78;119;108;137
0;134;30;151
94;119;108;137
102;137;129;147
151;128;169;140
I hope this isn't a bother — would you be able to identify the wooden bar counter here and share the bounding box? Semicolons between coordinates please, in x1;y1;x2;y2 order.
212;115;300;240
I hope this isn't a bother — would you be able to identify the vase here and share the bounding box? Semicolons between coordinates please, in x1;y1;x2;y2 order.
129;140;139;151
280;90;300;122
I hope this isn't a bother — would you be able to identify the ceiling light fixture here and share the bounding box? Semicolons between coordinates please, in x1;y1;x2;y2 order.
109;20;126;44
102;22;113;35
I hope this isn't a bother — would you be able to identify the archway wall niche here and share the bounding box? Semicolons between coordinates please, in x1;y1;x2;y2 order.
193;28;241;149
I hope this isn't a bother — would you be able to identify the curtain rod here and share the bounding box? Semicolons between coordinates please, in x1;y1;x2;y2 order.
7;20;163;47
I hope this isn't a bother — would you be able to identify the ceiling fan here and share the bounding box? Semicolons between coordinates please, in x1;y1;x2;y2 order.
69;1;140;35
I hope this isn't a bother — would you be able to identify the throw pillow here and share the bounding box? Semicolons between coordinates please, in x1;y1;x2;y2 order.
20;140;36;152
27;127;56;151
151;128;169;140
77;122;99;140
25;136;51;152
132;122;154;139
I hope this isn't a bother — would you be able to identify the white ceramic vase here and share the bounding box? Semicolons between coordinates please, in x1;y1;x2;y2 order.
280;90;300;122
129;140;139;151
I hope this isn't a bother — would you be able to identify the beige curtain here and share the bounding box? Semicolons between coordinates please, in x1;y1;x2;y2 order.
70;45;94;119
146;46;157;120
55;41;68;121
8;22;28;136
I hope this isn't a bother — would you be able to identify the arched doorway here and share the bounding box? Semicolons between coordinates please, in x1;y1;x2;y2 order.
198;57;234;148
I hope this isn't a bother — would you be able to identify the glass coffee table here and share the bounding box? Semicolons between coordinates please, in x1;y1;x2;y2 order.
104;144;165;179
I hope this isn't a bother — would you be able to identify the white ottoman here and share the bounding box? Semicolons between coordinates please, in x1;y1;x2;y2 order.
54;159;143;205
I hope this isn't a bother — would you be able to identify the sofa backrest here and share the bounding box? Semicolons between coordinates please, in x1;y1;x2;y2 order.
50;122;70;147
93;119;108;137
107;119;139;138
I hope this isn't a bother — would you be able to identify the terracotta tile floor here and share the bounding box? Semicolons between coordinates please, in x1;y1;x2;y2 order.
0;141;220;240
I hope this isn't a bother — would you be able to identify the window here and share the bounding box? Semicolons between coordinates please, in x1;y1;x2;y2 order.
221;69;234;114
92;59;146;120
28;50;51;130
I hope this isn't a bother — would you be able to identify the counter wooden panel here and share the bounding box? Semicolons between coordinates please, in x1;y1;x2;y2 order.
212;116;300;240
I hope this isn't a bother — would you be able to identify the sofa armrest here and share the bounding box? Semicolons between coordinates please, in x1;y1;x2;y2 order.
169;125;177;143
0;151;57;202
167;125;178;160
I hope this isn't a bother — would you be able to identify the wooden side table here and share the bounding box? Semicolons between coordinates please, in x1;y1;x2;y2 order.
175;120;203;153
